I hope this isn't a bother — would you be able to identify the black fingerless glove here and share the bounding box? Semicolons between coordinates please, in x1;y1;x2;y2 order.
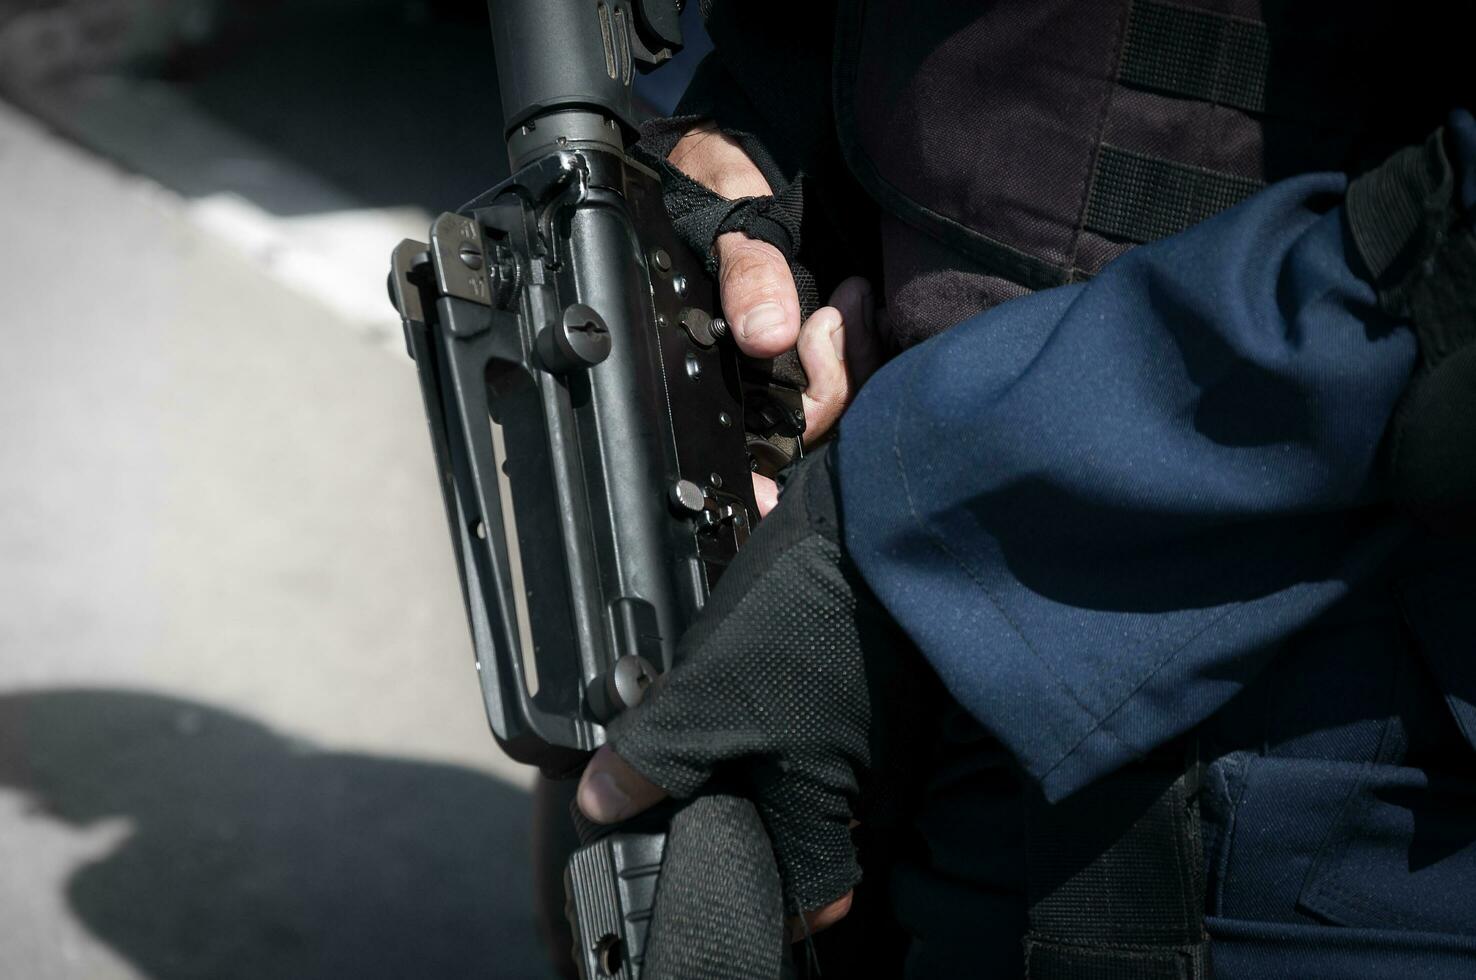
606;444;935;914
631;44;824;325
634;117;810;296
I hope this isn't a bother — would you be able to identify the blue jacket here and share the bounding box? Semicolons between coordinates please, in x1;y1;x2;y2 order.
836;114;1476;976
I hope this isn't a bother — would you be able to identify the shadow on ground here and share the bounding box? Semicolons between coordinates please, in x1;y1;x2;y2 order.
0;689;550;980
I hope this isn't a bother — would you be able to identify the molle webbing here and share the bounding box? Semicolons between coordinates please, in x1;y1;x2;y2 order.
1089;1;1279;245
1085;146;1263;245
1119;1;1271;115
1024;760;1212;980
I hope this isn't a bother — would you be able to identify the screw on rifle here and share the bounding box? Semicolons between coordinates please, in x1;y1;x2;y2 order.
458;244;483;270
709;472;723;488
538;303;612;371
672;273;688;297
650;248;672;274
718;411;733;427
710;316;729;340
586;655;660;724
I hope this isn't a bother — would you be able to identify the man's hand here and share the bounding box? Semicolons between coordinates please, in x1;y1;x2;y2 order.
574;447;931;942
591;127;900;941
578;748;855;942
667;124;882;513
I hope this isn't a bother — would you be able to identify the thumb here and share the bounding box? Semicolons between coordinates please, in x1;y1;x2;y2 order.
576;745;669;824
716;231;802;358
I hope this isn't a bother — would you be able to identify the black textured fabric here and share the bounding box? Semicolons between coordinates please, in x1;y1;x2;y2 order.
1023;761;1211;980
642;794;786;979
633;118;806;280
1085;146;1264;245
607;444;932;916
1118;1;1270;115
1025;941;1209;980
1347;124;1476;535
1347;134;1450;289
830;0;1468;347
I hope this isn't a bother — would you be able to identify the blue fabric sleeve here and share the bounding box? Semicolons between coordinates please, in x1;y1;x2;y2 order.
836;173;1420;802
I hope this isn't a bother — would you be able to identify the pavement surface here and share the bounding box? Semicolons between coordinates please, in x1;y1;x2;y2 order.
0;60;552;980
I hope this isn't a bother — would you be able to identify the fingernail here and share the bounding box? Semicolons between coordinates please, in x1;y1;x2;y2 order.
581;770;632;823
829;319;846;361
739;302;787;342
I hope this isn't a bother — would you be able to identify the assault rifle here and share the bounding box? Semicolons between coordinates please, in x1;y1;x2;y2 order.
388;2;803;977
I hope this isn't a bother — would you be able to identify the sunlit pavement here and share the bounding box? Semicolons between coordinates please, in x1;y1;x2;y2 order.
0;79;550;980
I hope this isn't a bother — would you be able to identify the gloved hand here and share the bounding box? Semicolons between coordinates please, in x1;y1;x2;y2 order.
642;119;883;514
575;443;936;933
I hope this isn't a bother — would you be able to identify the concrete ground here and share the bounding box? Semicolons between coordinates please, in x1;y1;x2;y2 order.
0;47;552;980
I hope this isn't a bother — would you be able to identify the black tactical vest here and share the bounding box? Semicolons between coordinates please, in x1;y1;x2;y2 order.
834;0;1461;349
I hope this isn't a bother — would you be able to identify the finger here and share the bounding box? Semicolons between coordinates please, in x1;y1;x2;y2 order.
666;125;799;357
752;473;779;518
716;232;802;358
828;276;881;387
576;745;669;824
786;891;854;944
796;305;848;442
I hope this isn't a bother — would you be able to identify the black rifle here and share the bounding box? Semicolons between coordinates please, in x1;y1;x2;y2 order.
388;3;802;977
